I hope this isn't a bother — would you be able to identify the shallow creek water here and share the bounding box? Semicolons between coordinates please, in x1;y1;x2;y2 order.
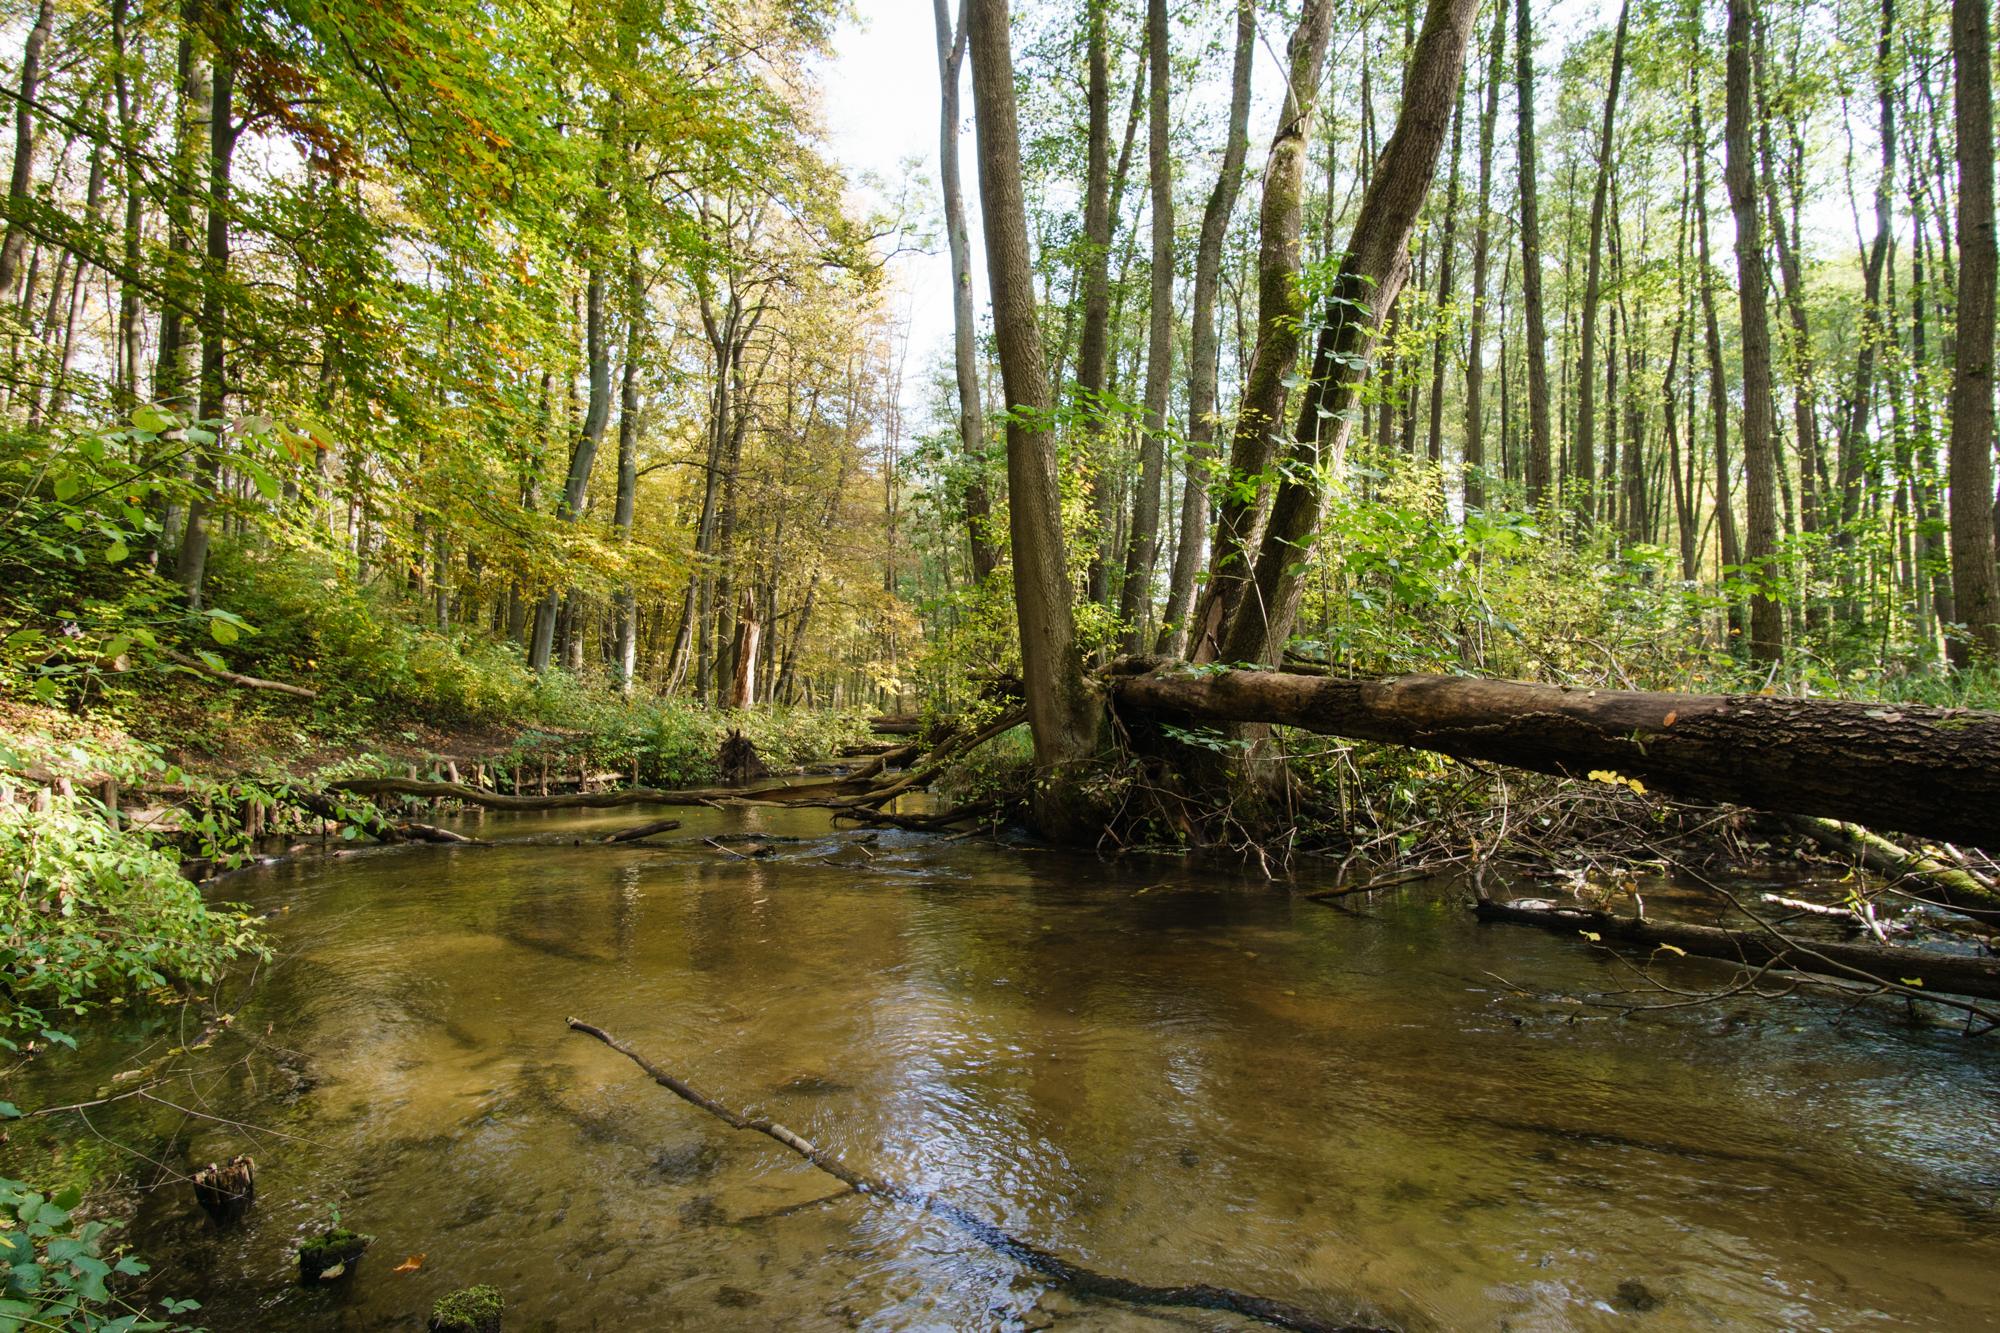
8;802;2000;1331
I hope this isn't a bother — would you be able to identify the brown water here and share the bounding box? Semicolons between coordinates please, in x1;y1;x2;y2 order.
9;802;2000;1331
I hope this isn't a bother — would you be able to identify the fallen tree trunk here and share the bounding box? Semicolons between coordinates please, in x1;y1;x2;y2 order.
1107;663;2000;848
1474;897;2000;1002
163;649;319;699
330;747;917;813
565;1017;1387;1333
1782;816;2000;922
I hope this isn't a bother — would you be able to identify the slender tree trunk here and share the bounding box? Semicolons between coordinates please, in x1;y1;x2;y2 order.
1514;0;1554;508
1159;0;1255;655
110;0;145;411
1693;92;1743;628
1463;0;1506;512
1574;0;1632;525
1424;78;1465;468
1188;0;1339;661
174;15;238;608
1725;0;1783;661
612;268;644;693
1949;0;2000;660
1217;0;1484;665
1117;0;1174;649
0;0;53;307
530;265;613;672
933;0;998;585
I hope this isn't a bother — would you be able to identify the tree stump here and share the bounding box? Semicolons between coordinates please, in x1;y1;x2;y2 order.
297;1226;372;1281
718;730;767;786
191;1155;255;1226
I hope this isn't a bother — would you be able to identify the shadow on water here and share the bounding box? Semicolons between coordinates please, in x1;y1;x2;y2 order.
5;802;1999;1331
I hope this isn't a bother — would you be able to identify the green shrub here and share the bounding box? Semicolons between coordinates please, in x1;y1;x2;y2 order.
0;1178;201;1332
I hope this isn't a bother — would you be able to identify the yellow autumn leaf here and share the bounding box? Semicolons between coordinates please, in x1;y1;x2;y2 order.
393;1254;426;1273
1580;930;1602;942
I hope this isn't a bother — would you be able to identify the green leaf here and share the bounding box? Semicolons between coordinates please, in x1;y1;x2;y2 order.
53;475;80;502
105;539;130;564
0;1102;19;1118
209;618;240;645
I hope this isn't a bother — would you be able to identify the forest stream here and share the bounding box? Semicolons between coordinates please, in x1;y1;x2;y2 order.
6;805;1998;1332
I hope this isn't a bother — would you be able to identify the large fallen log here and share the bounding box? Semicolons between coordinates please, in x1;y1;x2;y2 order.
565;1018;1387;1333
1473;897;2000;1002
1106;663;2000;848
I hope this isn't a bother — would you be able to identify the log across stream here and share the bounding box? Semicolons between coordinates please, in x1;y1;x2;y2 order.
6;802;1998;1330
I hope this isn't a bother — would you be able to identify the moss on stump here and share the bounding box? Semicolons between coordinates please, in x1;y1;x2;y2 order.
296;1227;372;1281
429;1284;504;1333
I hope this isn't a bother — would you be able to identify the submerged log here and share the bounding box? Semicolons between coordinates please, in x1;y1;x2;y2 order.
565;1017;1389;1333
1107;663;2000;848
1782;816;2000;921
1474;898;2000;1001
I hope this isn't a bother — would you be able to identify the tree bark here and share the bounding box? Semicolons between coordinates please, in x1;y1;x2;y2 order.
933;0;998;585
968;0;1103;834
1157;0;1255;656
531;265;614;672
1514;0;1554;508
1188;0;1339;660
1462;0;1507;511
1949;0;2000;661
0;0;53;306
1724;0;1783;662
1573;0;1632;524
1216;0;1483;666
1107;663;2000;847
1117;0;1175;650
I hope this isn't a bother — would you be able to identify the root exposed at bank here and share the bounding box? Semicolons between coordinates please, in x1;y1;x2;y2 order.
564;1017;1393;1333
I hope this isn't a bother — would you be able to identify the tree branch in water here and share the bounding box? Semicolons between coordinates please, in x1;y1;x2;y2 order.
563;1016;1390;1333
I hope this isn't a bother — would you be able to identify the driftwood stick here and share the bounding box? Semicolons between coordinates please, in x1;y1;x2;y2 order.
601;817;682;844
564;1018;1386;1333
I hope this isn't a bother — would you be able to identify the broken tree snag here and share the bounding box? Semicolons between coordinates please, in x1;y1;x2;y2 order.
192;1154;255;1226
1473;898;2000;1001
564;1018;1389;1333
717;729;768;785
1106;664;2000;848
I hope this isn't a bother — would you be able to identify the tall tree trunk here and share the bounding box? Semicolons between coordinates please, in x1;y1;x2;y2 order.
612;267;644;693
1463;0;1507;512
1188;0;1339;661
933;0;998;585
110;0;145;411
1424;78;1465;468
1949;0;2000;661
1693;91;1743;627
1159;0;1254;655
1574;0;1632;526
1075;0;1117;608
174;15;237;609
1514;0;1554;508
0;0;53;307
1117;0;1174;650
1217;0;1484;665
1725;0;1783;661
967;0;1102;833
530;265;613;672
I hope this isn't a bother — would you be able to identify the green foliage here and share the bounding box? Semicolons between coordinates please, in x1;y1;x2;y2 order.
0;735;267;1052
0;1178;201;1332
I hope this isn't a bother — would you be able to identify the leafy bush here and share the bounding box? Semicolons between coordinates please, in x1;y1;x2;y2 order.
0;735;266;1055
0;1178;201;1332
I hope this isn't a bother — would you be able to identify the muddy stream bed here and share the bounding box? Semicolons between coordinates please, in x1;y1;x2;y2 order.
6;802;1998;1330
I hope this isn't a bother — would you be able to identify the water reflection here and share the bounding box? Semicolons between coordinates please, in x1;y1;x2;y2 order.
5;803;1997;1331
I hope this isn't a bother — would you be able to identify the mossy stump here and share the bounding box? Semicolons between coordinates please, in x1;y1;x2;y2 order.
429;1284;504;1333
296;1227;372;1282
